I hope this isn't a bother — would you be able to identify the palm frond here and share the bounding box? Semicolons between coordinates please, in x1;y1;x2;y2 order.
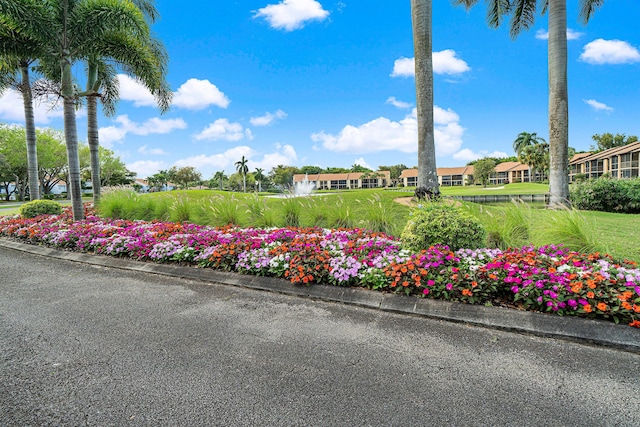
509;0;539;39
579;0;605;24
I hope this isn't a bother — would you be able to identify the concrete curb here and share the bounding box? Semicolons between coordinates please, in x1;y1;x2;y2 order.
1;238;638;353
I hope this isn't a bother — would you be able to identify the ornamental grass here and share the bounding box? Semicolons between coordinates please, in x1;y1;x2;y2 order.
1;206;639;328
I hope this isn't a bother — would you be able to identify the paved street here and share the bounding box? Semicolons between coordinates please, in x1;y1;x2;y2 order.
2;247;640;426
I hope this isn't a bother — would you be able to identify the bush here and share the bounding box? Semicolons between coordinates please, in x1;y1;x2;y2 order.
19;199;63;218
401;201;486;251
571;177;640;213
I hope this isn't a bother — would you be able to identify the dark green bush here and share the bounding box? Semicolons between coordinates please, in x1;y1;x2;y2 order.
19;199;63;218
401;202;486;251
571;178;640;213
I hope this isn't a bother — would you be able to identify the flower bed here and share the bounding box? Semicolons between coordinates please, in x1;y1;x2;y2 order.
1;206;639;327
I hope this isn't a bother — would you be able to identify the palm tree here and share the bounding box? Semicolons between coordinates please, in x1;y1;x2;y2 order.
235;156;249;192
0;0;166;220
513;131;546;182
453;0;606;207
254;167;264;192
411;0;439;199
84;0;170;203
213;171;225;191
0;40;44;200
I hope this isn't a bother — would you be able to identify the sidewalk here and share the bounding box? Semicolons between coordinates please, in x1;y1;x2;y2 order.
1;238;638;353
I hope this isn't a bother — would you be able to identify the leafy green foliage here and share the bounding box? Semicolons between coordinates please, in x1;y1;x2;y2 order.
401;202;486;251
19;200;62;218
590;133;638;152
472;158;496;187
571;177;640;214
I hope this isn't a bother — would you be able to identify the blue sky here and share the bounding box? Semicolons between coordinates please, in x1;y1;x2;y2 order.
1;0;639;179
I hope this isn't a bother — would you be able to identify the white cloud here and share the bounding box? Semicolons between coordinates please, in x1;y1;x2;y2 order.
535;28;584;40
353;157;372;170
250;109;288;126
584;99;613;112
174;146;257;171
0;90;68;124
390;57;415;78
98;114;187;147
391;50;470;78
118;75;230;110
386;96;412;109
172;144;297;177
249;143;298;171
453;149;509;163
580;39;640;64
117;74;157;107
254;0;329;31
126;160;169;178
138;145;169;156
311;106;465;157
194;118;250;141
173;78;230;110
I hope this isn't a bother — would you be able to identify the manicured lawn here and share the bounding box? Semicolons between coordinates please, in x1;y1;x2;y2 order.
92;188;640;263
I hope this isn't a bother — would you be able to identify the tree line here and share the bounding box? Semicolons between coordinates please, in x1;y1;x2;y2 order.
0;124;134;201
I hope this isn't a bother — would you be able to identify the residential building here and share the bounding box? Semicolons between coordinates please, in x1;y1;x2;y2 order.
400;161;546;188
292;171;391;190
569;141;640;181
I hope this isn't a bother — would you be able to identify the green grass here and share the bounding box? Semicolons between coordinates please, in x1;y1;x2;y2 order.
9;188;632;264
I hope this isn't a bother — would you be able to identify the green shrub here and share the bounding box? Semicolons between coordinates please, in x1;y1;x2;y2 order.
401;201;486;251
571;177;640;213
20;199;62;218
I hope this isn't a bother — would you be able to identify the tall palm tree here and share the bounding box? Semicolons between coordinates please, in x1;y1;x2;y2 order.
453;0;606;207
254;167;264;192
84;0;170;203
411;0;439;199
0;34;44;200
0;0;166;220
513;131;546;182
235;156;249;192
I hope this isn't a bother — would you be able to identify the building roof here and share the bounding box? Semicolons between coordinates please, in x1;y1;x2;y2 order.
293;171;391;182
437;166;475;176
569;141;640;165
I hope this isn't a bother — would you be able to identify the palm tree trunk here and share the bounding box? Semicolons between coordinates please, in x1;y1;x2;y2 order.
20;64;39;200
547;0;570;207
63;96;84;220
411;0;439;194
87;95;101;202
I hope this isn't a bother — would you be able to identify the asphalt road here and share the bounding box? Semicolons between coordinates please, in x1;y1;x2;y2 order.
2;247;640;426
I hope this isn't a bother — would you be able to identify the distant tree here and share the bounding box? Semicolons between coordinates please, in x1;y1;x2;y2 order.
254;167;265;192
269;165;301;188
467;156;518;166
513;132;546;158
324;167;349;174
590;133;638;152
235;156;249;192
473;158;496;187
0;125;28;200
520;143;549;182
379;164;408;180
37;128;67;195
147;169;169;191
299;165;324;175
228;172;255;191
168;166;201;189
210;171;227;191
350;164;372;173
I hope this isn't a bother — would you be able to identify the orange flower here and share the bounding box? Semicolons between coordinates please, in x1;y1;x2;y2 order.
583;304;592;313
471;281;478;288
597;302;608;312
586;291;595;299
462;289;473;297
629;320;640;328
587;280;597;290
402;281;410;287
633;305;640;313
622;302;632;311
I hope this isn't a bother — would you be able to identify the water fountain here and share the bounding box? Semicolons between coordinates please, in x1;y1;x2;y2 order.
293;174;316;196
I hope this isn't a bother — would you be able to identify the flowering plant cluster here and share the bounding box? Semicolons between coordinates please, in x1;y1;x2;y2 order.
1;207;639;328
